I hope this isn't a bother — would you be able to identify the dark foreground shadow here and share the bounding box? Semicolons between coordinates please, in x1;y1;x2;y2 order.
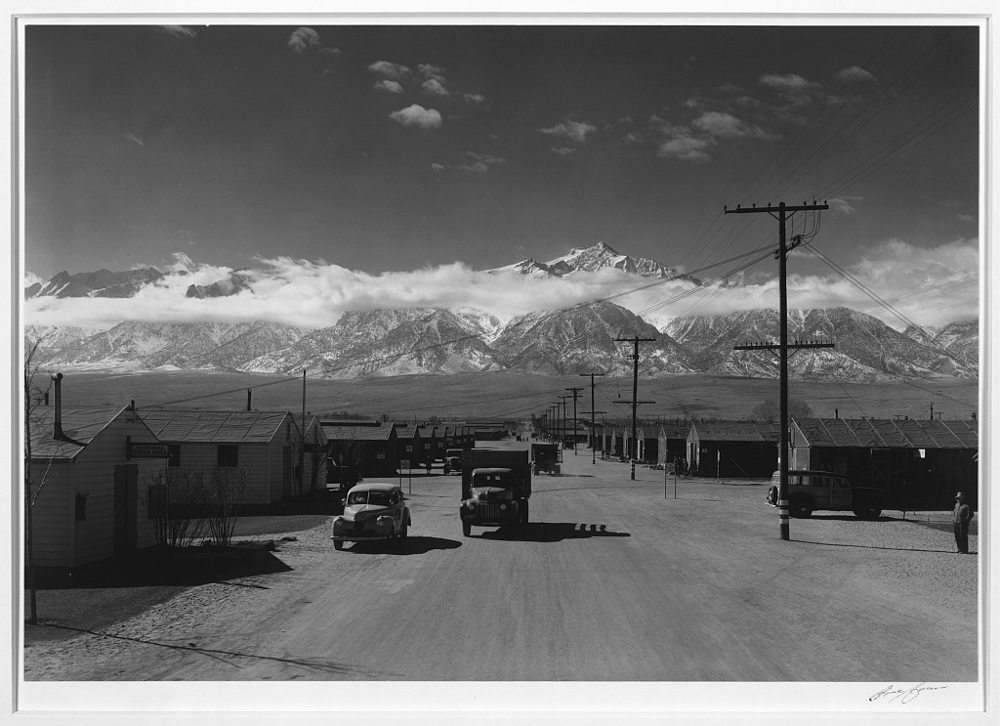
795;539;974;555
478;522;631;542
344;536;462;555
31;544;293;590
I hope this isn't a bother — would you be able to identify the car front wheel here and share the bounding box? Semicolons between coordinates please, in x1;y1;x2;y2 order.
462;521;471;537
789;496;813;518
334;539;343;551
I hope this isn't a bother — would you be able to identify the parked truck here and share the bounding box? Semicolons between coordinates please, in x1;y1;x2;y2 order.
766;469;887;519
531;442;561;475
460;449;532;537
444;448;464;475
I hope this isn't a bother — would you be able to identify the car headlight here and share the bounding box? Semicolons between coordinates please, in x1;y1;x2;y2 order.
499;503;507;511
466;501;476;510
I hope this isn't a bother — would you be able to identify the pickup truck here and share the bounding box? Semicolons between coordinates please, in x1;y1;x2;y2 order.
767;470;886;519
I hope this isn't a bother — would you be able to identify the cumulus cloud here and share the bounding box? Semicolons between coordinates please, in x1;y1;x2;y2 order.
466;152;506;166
161;25;196;39
458;161;489;173
422;78;449;96
463;93;487;104
374;79;404;94
834;65;876;84
692;111;773;140
368;61;411;80
419;63;447;82
759;73;817;90
389;104;442;128
652;119;712;162
539;120;597;143
828;196;863;215
288;27;321;54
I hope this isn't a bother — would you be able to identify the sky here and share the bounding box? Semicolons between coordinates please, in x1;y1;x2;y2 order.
22;23;981;331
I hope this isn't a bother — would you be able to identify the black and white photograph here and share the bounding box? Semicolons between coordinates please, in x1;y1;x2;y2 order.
6;5;996;724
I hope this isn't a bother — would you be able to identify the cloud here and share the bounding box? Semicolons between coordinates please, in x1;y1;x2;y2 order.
834;66;876;84
288;27;321;54
463;93;487;104
466;152;506;166
368;61;411;80
957;213;976;223
419;63;447;82
759;73;818;90
161;25;196;39
430;163;446;172
828;196;864;215
422;78;449;96
550;147;576;156
657;135;711;162
458;161;489;173
692;111;773;139
374;79;404;94
125;133;144;147
23;238;978;333
539;120;597;143
389;104;442;128
24;271;44;288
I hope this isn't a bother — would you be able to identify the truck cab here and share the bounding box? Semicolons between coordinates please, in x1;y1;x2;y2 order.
768;470;885;519
459;449;532;537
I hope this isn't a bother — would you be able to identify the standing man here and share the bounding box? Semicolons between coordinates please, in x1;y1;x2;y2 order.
952;491;974;554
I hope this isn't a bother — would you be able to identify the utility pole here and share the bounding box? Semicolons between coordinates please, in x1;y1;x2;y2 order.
557;395;572;449
580;372;606;463
300;370;306;495
614;336;657;480
726;200;829;541
565;386;584;454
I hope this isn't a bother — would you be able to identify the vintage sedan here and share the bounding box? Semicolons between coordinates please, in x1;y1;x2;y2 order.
331;482;411;550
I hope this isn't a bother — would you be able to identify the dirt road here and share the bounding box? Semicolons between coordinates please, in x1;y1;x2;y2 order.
24;442;978;683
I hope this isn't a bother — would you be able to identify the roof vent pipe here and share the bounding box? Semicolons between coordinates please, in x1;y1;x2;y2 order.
51;372;64;439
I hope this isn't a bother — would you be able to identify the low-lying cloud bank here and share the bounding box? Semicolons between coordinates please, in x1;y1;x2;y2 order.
24;238;978;332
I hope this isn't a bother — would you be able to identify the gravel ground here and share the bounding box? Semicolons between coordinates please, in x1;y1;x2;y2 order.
22;451;980;687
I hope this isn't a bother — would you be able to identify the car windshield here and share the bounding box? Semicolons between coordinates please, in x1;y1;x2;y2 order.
348;490;392;506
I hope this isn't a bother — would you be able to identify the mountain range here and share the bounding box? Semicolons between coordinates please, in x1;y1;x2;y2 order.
24;243;978;382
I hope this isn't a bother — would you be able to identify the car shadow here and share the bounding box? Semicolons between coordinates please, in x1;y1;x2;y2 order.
795;539;975;555
477;522;631;542
802;514;890;522
344;536;462;555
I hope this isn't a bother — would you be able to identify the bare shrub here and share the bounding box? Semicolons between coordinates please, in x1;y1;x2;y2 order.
196;467;250;548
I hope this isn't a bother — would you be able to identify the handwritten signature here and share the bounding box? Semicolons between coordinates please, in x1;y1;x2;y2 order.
870;683;949;705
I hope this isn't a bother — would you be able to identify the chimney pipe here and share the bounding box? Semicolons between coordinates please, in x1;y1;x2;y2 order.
51;372;64;439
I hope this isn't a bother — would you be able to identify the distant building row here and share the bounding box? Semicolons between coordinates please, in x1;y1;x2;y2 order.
26;379;503;569
591;417;977;511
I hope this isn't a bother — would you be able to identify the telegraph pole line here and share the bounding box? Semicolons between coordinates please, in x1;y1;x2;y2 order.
583;410;607;464
557;395;572;449
614;335;657;480
580;372;606;464
725;200;829;541
565;386;584;454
